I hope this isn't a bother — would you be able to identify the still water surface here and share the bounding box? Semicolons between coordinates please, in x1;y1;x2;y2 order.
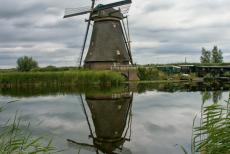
0;83;229;154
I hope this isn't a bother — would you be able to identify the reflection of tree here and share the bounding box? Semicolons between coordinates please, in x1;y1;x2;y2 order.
212;91;222;104
201;91;212;104
200;91;223;104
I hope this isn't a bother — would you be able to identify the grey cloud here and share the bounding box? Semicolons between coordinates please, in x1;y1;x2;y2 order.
144;2;175;13
145;122;177;134
0;0;230;68
0;2;47;19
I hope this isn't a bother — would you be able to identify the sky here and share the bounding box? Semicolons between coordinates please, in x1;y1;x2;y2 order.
0;0;230;68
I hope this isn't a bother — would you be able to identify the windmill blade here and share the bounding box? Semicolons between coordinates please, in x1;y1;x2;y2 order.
67;139;97;152
95;0;132;12
126;16;133;64
114;4;131;14
64;6;92;18
79;19;91;67
78;0;96;67
121;18;133;65
114;147;132;154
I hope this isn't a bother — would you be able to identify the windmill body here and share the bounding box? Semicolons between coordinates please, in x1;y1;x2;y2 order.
64;0;133;69
85;8;131;69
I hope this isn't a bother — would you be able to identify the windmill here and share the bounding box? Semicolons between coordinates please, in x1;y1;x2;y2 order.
67;93;133;153
64;0;133;69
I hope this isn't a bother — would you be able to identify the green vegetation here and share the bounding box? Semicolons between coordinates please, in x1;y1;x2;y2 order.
154;62;230;67
31;66;77;72
17;56;38;72
138;67;167;81
182;93;230;154
200;46;224;64
137;66;195;81
224;72;230;77
193;95;230;154
0;70;125;86
201;47;211;63
0;103;58;153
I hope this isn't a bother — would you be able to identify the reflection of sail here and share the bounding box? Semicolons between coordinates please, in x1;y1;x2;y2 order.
68;92;133;154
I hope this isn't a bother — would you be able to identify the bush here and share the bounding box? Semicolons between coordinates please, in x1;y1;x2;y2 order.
17;56;38;72
137;67;160;80
224;72;230;77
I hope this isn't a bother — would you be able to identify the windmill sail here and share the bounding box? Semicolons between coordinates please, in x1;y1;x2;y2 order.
64;6;92;18
94;0;132;11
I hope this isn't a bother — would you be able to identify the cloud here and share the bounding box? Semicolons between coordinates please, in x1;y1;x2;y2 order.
0;0;230;68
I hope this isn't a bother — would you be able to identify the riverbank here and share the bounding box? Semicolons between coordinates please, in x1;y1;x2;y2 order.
0;69;229;88
0;70;125;86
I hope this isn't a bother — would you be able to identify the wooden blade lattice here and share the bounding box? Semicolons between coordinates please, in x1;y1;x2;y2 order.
64;6;92;18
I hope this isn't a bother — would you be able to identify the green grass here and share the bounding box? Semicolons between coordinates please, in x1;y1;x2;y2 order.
0;70;125;86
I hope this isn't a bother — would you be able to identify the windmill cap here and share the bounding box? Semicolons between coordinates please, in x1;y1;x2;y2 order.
91;8;124;20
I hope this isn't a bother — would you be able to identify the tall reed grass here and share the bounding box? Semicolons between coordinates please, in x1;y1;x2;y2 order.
192;93;230;154
182;93;230;154
0;103;58;153
0;70;125;86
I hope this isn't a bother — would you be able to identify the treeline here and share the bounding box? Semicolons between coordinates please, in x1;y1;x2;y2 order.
200;46;224;64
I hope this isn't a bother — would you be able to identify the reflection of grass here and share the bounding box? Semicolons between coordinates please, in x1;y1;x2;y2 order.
0;104;58;153
182;93;230;154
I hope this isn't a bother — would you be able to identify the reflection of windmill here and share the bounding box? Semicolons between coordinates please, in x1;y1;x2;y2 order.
68;93;133;154
64;0;133;69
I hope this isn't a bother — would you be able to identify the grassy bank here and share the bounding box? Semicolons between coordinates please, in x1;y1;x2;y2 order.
0;70;125;86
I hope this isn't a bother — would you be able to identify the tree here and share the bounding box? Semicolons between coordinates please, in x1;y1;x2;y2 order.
200;48;211;63
211;46;223;63
17;56;38;72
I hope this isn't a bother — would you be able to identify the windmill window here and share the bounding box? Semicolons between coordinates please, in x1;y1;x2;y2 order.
116;50;121;55
112;23;117;28
118;105;122;110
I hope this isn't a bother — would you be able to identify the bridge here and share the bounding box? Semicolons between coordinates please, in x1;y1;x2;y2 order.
110;65;139;81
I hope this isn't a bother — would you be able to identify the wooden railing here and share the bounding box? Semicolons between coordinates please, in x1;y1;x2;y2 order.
110;65;138;71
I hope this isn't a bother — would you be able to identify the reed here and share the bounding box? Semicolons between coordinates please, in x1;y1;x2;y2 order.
193;94;230;154
182;93;230;154
0;70;125;87
0;104;58;153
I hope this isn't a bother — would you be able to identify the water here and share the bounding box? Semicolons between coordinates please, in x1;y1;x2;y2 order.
0;83;229;154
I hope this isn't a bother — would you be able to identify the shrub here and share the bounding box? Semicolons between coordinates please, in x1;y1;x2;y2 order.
17;56;38;72
137;67;160;81
224;72;230;77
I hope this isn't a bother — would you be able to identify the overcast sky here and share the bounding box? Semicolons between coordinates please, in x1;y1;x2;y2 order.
0;0;230;68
